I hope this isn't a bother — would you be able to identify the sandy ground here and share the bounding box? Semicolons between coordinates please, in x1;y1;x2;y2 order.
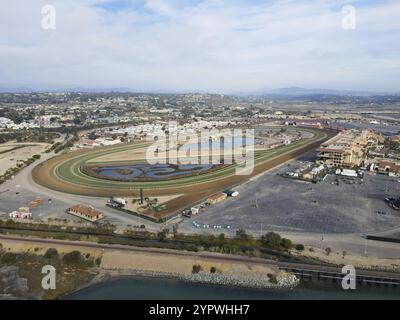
0;143;49;175
100;250;278;277
0;237;103;258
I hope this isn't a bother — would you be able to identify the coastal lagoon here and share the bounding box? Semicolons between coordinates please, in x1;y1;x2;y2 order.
65;276;400;300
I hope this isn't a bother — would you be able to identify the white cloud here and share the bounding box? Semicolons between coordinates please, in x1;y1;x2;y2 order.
0;0;399;92
144;0;176;16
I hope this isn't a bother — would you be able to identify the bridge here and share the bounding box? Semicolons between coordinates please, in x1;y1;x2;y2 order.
278;263;400;287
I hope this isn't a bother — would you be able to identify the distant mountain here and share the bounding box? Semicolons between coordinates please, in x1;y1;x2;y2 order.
0;87;137;93
265;87;394;96
267;87;381;96
0;87;38;93
64;87;137;93
0;86;398;96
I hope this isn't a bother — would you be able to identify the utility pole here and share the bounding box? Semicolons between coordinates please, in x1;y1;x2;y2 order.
362;225;368;257
140;188;144;205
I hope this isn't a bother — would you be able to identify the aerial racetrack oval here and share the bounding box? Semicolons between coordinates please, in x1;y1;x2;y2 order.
32;127;332;200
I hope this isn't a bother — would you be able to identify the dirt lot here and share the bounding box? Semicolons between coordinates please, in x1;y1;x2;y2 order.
100;250;277;277
0;143;49;176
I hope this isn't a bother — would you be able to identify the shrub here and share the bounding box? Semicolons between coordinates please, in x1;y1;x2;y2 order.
44;248;58;259
157;228;170;241
1;252;17;265
267;273;278;284
192;265;202;274
62;250;82;265
235;229;251;241
295;244;305;251
210;267;217;274
95;257;102;266
280;238;293;250
86;260;95;268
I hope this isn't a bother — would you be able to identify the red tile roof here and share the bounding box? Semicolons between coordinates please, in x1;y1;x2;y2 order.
69;205;102;217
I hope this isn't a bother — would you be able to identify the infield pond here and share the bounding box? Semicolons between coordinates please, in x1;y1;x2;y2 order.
95;163;216;181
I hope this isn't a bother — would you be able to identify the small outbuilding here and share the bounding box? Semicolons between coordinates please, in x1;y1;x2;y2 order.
67;205;104;222
207;193;227;205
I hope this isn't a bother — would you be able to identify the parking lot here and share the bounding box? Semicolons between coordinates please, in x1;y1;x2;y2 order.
180;156;400;236
0;186;80;222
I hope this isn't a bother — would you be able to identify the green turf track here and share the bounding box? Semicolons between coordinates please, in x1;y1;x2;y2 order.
53;128;326;191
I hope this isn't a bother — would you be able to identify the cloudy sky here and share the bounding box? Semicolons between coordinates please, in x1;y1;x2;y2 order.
1;0;399;92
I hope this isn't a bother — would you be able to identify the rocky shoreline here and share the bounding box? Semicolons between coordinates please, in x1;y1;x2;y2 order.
181;271;299;289
70;268;300;298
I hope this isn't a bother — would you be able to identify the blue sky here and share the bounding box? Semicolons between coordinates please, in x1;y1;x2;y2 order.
0;0;399;92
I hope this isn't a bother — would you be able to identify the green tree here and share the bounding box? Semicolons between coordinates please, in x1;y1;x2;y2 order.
236;229;250;241
280;238;293;250
261;232;281;250
158;228;170;241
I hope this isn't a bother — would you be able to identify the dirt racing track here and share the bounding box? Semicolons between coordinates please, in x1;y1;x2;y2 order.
32;128;332;215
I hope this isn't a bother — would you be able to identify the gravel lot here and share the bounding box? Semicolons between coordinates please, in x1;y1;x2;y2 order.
0;183;161;230
0;186;79;221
